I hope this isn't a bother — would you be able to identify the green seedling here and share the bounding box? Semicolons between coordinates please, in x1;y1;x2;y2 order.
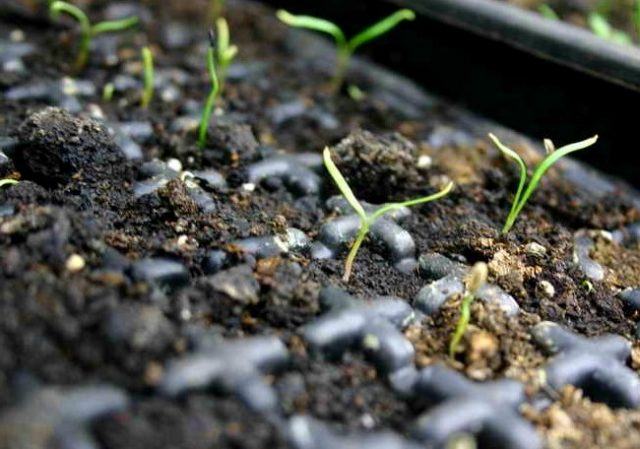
489;133;598;234
588;12;633;45
323;147;454;282
277;9;415;92
449;262;488;358
49;1;139;71
198;21;237;149
102;82;115;101
0;179;19;188
538;4;559;20
140;46;154;108
198;30;221;149
210;0;225;23
215;17;238;88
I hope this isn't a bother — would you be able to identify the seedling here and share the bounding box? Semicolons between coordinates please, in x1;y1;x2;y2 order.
210;0;225;23
140;46;154;109
277;9;415;92
449;262;488;358
102;82;115;101
198;21;237;149
488;133;598;234
588;12;632;45
49;1;139;71
537;4;559;20
198;30;221;149
323;147;453;282
0;179;19;188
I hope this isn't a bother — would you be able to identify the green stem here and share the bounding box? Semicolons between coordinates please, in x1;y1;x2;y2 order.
343;221;369;282
74;33;90;72
198;47;220;149
449;293;474;358
198;88;217;149
141;47;154;108
331;47;350;93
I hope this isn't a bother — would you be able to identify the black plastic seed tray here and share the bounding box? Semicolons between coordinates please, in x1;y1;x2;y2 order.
262;0;640;188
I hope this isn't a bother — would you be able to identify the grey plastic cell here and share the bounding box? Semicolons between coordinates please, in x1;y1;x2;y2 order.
573;232;605;282
246;153;323;196
0;385;129;449
287;416;423;449
407;365;541;449
531;321;640;408
158;336;289;412
302;286;416;377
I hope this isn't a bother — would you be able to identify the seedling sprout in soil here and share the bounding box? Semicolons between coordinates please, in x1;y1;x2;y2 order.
0;179;19;188
140;47;154;109
323;147;453;282
277;9;415;93
449;262;488;358
198;21;237;150
488;133;598;234
102;83;115;101
588;12;633;45
49;1;139;72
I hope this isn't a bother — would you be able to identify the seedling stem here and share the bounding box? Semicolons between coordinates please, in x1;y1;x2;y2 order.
198;30;221;149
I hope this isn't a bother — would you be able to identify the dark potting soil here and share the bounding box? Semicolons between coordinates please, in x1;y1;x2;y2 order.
3;0;640;448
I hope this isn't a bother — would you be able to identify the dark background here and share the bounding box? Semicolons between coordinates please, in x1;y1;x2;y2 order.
263;0;639;187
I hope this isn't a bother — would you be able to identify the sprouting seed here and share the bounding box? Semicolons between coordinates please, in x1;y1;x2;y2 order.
49;1;138;71
277;9;415;92
489;133;598;234
323;147;453;282
448;262;488;358
0;179;19;188
198;21;237;150
140;46;154;109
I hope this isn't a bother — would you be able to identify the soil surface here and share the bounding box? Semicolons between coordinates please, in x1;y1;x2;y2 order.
3;0;640;448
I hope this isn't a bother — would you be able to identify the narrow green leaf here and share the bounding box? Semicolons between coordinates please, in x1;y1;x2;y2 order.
91;16;139;35
276;10;347;50
322;147;367;221
50;1;90;32
370;181;453;222
348;9;415;53
0;179;19;188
